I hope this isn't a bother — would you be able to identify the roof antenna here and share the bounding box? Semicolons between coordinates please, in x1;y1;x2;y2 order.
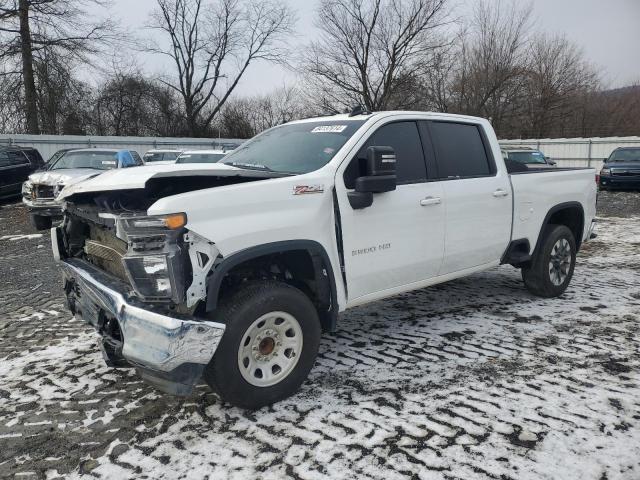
348;105;369;117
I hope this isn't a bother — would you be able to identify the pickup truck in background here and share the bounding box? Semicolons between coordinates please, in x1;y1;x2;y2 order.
52;111;597;409
598;147;640;190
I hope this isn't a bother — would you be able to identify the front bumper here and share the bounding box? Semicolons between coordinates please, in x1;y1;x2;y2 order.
55;243;225;395
599;175;640;189
22;196;62;216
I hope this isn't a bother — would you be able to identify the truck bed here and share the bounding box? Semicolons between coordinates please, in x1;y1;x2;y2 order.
509;168;598;249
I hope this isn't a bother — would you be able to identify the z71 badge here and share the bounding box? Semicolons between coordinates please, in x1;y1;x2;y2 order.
293;185;324;195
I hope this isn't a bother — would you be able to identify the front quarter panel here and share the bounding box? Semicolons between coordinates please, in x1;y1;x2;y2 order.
147;169;346;307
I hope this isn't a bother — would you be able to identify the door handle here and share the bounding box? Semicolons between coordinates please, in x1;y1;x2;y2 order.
420;196;442;206
493;189;509;198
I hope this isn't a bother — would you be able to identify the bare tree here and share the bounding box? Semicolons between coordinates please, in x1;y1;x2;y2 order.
93;62;187;137
33;47;93;134
148;0;294;137
0;0;116;133
215;85;310;138
522;34;599;138
303;0;449;112
452;0;532;133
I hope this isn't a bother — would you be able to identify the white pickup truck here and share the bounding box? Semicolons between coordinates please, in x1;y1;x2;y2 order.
52;111;597;409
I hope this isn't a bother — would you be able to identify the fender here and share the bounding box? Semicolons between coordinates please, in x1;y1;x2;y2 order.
205;240;340;331
533;201;585;256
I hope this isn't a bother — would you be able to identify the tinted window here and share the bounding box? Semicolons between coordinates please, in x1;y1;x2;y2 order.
609;149;640;162
509;151;546;164
344;121;426;187
0;152;10;168
8;151;30;166
0;150;29;167
430;122;492;178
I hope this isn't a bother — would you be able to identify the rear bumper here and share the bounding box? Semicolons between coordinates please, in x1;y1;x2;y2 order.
599;175;640;189
54;235;225;394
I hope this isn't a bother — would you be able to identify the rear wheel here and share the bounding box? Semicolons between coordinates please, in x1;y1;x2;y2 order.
204;280;321;409
522;224;576;297
30;214;52;231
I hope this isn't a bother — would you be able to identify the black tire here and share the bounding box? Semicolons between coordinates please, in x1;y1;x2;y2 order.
204;280;321;409
30;214;52;231
522;224;576;298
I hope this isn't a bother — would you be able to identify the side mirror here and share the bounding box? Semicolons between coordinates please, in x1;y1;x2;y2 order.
547;158;556;166
348;146;397;209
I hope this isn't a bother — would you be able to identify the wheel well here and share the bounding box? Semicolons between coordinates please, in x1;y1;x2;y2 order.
543;204;584;251
206;245;337;332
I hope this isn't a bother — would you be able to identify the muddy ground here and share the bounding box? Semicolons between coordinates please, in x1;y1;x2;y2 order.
0;190;639;479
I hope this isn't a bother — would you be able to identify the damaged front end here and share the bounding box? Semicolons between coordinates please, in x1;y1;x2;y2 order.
52;190;224;395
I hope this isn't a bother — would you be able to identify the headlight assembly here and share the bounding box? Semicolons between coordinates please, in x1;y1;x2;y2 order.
600;168;611;176
22;181;32;196
122;213;187;231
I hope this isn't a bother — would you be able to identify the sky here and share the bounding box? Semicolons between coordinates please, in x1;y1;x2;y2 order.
102;0;640;95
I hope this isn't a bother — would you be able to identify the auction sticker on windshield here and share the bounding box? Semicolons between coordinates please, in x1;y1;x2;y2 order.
311;125;347;133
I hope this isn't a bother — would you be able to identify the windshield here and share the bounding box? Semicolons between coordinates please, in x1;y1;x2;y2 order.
49;151;119;170
608;149;640;162
221;120;366;174
508;151;547;164
144;152;180;162
176;153;226;164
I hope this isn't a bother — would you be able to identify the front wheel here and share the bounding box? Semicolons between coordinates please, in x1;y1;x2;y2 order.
522;225;576;297
30;214;52;231
204;281;321;409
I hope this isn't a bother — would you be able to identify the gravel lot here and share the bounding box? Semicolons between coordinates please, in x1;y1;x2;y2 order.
1;190;639;479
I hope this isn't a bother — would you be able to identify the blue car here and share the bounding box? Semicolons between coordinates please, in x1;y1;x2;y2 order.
599;147;640;190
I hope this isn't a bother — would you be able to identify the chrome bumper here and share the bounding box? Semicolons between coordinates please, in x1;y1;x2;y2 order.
23;196;62;214
58;256;225;394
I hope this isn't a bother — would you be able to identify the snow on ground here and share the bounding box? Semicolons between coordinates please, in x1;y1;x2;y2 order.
0;206;639;479
0;234;43;242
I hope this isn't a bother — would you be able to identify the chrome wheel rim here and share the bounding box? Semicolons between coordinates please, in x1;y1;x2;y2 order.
237;311;303;387
548;238;572;286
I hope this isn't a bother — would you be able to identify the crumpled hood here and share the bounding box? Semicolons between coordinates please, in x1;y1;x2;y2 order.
58;163;284;200
29;169;103;186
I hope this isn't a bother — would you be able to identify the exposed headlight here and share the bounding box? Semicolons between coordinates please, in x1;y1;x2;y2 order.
22;181;32;196
123;255;174;298
600;168;611;176
122;213;187;231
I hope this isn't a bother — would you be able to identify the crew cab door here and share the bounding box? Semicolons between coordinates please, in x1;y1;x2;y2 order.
426;121;512;273
335;120;445;304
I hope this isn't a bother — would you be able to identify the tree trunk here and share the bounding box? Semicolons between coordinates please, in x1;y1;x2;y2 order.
18;0;40;134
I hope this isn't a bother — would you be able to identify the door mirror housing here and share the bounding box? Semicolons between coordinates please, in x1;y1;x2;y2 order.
348;146;397;210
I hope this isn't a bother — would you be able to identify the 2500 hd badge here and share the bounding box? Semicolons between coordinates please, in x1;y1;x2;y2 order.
352;243;391;256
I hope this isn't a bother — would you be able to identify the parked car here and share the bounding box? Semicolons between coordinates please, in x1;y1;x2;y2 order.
52;111;596;409
23;148;142;230
501;147;557;169
175;150;227;164
143;149;183;165
599;147;640;190
0;146;44;199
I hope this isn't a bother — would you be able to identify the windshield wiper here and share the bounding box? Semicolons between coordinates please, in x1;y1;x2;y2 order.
223;161;274;171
